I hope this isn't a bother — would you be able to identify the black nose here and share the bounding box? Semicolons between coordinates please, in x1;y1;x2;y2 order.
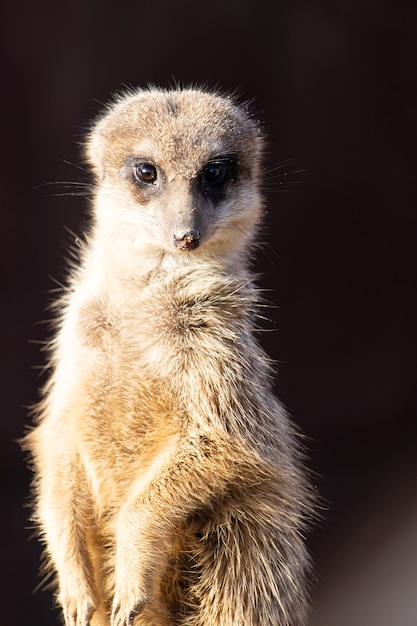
173;230;201;251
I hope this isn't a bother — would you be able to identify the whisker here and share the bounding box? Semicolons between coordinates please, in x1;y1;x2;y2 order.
263;157;307;194
60;159;89;174
33;180;93;198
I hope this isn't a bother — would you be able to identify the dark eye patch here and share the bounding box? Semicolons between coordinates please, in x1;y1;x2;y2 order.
198;157;237;203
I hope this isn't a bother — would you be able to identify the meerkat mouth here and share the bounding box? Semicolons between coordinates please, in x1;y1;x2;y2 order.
173;230;201;251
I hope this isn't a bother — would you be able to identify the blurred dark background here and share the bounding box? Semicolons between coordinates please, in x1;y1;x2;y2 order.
2;1;416;625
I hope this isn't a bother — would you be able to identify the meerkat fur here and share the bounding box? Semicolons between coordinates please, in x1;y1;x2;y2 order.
23;86;314;626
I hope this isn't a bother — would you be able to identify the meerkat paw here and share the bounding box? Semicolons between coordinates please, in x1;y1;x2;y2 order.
60;589;97;626
111;586;148;626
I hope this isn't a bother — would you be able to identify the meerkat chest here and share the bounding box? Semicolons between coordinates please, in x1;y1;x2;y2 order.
75;280;242;388
71;267;254;447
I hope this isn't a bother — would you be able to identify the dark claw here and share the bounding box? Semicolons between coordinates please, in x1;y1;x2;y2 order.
129;602;145;625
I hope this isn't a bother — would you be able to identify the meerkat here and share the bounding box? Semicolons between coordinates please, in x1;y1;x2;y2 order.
23;86;314;626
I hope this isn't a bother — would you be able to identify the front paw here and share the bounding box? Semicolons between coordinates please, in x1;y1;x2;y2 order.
111;594;147;626
60;589;97;626
111;566;150;626
111;537;154;625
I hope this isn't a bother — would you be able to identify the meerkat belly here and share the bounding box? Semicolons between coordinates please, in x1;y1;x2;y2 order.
78;370;182;517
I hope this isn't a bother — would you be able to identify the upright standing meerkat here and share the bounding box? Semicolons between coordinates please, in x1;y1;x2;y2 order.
24;86;314;626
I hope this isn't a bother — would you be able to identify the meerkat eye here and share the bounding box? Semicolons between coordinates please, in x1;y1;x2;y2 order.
203;163;226;184
134;162;158;184
198;158;236;201
202;162;229;185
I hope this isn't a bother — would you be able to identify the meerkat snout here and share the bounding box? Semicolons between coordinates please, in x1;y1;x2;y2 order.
173;229;201;251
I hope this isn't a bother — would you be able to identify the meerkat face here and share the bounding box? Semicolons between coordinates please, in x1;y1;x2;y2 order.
86;88;264;265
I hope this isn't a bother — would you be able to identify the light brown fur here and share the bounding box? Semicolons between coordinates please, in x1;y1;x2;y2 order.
23;86;314;626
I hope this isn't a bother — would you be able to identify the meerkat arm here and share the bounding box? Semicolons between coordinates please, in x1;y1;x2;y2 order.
110;430;302;626
110;432;250;626
32;427;98;626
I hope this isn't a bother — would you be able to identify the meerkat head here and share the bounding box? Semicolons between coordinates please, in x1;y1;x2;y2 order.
86;87;264;269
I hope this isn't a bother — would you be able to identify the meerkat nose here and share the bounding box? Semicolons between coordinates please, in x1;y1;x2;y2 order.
173;230;201;251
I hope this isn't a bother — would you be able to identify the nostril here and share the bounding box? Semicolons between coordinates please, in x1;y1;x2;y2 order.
173;230;201;251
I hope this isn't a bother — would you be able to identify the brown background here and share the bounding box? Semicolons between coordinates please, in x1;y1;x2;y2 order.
2;1;416;625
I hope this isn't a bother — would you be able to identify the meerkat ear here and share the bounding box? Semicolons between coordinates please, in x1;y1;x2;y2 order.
84;121;107;181
83;89;142;181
